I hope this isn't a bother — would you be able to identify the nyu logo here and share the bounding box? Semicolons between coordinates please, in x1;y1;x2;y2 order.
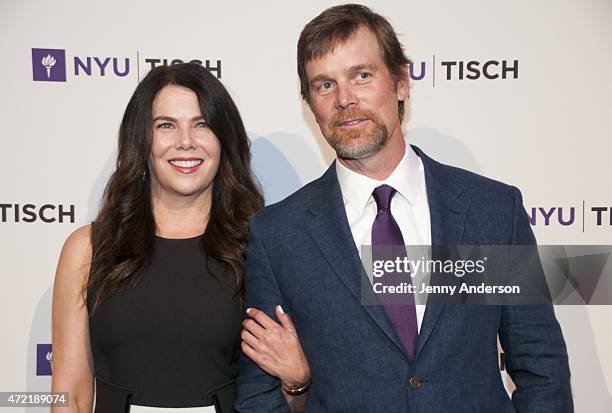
409;61;426;81
0;203;75;223
529;207;575;226
441;59;519;80
529;205;612;228
591;207;612;226
75;56;130;77
32;48;222;81
408;56;520;85
31;48;67;82
32;47;130;81
36;344;53;376
144;58;222;79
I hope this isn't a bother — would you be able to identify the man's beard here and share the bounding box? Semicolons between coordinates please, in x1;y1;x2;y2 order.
326;109;388;159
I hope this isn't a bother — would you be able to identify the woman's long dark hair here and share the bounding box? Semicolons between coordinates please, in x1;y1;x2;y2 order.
88;63;263;311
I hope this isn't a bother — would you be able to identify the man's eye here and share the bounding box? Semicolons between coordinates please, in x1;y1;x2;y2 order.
318;81;334;92
358;72;371;80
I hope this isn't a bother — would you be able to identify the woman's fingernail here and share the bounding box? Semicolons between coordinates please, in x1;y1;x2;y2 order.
246;308;252;314
277;305;285;314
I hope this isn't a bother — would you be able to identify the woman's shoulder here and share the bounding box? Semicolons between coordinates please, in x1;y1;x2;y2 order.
55;224;93;286
63;224;93;255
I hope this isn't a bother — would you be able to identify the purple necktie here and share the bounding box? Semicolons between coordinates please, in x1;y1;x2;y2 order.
372;184;418;358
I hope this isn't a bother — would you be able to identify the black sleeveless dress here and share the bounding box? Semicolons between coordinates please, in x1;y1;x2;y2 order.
87;235;242;413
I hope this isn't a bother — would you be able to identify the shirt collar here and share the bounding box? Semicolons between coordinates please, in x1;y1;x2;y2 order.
336;143;424;215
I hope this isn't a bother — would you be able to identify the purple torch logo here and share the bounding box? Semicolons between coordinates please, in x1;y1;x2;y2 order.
32;48;66;82
41;54;56;78
36;344;53;375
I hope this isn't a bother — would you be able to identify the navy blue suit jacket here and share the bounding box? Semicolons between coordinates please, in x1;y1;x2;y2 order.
236;146;572;412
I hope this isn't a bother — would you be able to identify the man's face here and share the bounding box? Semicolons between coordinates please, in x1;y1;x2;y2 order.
305;26;408;160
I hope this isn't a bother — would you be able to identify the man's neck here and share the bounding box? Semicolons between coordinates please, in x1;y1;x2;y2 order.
338;131;406;181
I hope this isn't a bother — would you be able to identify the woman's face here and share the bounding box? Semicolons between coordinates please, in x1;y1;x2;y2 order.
149;84;221;201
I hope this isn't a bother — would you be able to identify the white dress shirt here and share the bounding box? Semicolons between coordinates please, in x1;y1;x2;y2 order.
336;143;431;332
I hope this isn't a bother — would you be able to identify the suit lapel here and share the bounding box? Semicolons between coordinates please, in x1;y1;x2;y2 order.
412;146;469;358
303;163;409;358
302;148;471;361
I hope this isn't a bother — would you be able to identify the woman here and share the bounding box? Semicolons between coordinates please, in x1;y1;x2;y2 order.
51;63;309;413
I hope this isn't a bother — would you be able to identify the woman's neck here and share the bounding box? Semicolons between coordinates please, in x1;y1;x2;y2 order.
151;190;212;238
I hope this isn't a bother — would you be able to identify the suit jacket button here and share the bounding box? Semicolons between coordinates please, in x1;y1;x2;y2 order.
409;375;421;390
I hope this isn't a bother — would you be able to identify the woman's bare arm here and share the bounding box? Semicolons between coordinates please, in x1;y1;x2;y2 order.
51;225;95;413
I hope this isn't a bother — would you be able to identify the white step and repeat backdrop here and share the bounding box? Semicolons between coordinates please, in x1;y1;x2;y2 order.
1;0;611;411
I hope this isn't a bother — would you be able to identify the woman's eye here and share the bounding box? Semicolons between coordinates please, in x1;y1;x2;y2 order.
195;121;209;128
157;122;173;129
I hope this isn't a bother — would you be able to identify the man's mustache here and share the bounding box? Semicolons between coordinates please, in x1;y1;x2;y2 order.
331;110;376;127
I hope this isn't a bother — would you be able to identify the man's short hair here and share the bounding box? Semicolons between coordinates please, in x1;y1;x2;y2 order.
297;3;411;121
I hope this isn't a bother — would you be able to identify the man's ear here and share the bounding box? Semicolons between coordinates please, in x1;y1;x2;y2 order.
397;64;410;102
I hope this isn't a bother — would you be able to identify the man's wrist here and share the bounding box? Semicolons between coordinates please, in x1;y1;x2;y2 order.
281;377;312;396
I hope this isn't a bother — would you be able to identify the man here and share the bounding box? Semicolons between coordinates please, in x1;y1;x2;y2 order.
236;4;572;412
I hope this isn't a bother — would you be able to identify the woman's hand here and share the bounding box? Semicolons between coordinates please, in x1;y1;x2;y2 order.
241;305;310;389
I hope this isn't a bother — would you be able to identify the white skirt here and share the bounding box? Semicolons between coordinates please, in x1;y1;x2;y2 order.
130;405;216;413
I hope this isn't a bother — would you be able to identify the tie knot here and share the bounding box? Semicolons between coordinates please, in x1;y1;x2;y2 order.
373;185;396;211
